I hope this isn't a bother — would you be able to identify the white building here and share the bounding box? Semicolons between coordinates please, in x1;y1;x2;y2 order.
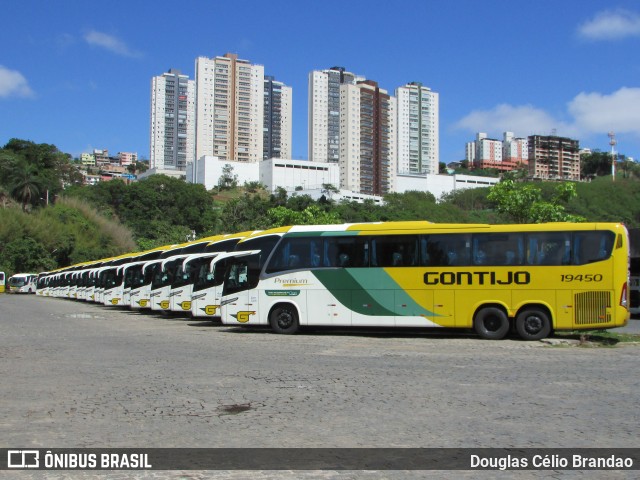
475;133;503;165
260;158;339;193
182;156;497;204
308;66;363;163
186;157;339;194
396;82;439;175
502;132;528;165
395;172;499;199
150;69;195;170
195;53;264;163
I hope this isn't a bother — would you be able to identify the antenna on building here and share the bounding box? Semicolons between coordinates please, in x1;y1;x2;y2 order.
608;132;617;182
551;128;557;136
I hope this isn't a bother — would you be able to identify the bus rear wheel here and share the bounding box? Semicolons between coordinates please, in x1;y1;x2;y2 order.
515;308;551;341
474;307;510;340
269;304;299;334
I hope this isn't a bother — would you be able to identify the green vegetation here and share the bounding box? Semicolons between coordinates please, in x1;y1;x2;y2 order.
555;330;640;346
2;137;640;276
0;197;137;275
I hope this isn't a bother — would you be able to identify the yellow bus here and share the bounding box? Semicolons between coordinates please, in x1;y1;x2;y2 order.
0;271;5;293
220;221;630;340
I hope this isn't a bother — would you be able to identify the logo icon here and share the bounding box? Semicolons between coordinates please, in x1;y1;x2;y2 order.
203;305;218;316
231;311;256;323
8;450;39;468
180;301;191;311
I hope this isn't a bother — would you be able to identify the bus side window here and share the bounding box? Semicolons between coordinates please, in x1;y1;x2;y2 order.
324;237;368;268
574;231;614;265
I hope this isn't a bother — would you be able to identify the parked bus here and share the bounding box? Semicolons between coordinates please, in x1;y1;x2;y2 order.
168;231;257;317
8;273;38;294
0;271;5;293
630;257;640;316
219;222;630;340
148;237;228;312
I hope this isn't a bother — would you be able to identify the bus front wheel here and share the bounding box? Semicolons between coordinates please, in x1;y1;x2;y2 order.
515;308;551;341
269;304;299;334
474;307;510;340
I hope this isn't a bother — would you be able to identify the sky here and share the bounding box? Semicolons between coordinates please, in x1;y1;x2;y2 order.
1;0;640;165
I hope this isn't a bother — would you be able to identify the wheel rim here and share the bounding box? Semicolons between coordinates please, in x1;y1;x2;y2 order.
276;310;294;329
524;315;543;334
484;314;502;332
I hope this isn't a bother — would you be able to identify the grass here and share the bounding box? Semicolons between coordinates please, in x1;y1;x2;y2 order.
554;329;640;346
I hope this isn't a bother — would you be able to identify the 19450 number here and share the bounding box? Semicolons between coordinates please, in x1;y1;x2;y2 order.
561;274;603;282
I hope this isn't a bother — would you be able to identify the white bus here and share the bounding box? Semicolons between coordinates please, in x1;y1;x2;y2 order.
148;237;233;312
8;273;38;293
0;271;5;293
167;232;255;317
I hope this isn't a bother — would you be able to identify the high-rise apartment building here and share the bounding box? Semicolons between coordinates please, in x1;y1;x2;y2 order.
340;80;396;196
309;66;363;163
473;133;502;168
263;76;292;159
502;132;528;168
195;53;264;162
396;82;439;175
150;69;195;170
469;132;528;172
528;135;580;180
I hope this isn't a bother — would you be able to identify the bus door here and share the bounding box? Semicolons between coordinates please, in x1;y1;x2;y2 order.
220;251;262;326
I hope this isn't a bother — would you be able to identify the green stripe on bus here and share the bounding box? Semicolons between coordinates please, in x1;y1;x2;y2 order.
312;269;438;318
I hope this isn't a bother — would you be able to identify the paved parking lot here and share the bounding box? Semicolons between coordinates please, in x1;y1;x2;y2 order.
1;294;639;478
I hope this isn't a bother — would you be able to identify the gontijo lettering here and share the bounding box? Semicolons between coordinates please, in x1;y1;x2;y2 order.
424;271;530;286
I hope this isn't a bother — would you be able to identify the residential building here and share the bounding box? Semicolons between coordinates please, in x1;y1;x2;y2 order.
118;152;138;167
396;82;439;175
195;53;264;162
150;69;195;170
93;149;110;167
468;132;528;172
472;133;502;168
81;153;95;167
502;132;528;168
528;135;580;180
263;76;292;160
339;80;396;196
308;66;363;163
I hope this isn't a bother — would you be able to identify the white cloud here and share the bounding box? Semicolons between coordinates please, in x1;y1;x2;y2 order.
0;65;34;98
455;87;640;143
569;87;640;134
455;104;569;138
578;9;640;40
83;30;141;57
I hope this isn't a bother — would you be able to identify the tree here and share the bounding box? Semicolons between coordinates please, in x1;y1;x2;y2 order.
487;180;585;223
321;183;339;199
580;151;614;179
267;205;341;227
7;160;43;211
218;164;238;190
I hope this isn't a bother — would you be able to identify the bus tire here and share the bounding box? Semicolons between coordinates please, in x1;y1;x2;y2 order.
474;307;510;340
269;304;299;334
515;308;551;341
